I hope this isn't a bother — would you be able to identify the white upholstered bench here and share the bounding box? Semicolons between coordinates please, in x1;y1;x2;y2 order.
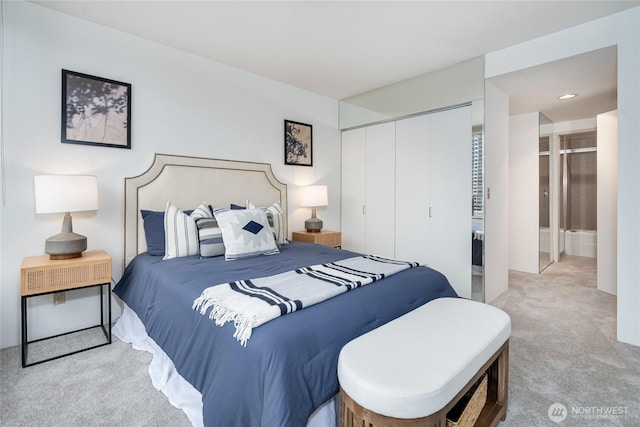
338;297;511;427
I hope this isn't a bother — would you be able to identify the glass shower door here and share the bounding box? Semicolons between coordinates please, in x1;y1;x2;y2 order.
559;131;597;259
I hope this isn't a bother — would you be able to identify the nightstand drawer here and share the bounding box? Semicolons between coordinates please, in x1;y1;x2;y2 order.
21;250;111;296
292;230;341;248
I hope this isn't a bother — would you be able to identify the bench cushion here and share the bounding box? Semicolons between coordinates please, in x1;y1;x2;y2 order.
337;297;511;419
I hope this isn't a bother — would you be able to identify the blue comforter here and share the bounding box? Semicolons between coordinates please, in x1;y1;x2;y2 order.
113;242;457;426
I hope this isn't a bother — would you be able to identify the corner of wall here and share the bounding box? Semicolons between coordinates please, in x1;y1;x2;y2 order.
483;81;510;303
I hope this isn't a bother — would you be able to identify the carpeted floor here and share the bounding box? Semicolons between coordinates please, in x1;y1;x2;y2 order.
491;255;640;426
1;255;638;426
0;334;190;427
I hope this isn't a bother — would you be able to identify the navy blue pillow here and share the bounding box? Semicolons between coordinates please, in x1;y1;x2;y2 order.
141;210;166;256
230;203;245;210
141;208;197;256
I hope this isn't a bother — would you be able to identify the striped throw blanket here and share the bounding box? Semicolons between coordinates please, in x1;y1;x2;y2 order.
193;255;419;346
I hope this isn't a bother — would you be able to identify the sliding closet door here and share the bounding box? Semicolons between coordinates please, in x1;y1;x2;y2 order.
430;106;472;298
365;122;396;258
395;115;430;265
341;128;367;253
342;108;470;293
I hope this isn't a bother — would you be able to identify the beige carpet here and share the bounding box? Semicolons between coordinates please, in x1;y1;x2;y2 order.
491;255;640;426
0;337;190;427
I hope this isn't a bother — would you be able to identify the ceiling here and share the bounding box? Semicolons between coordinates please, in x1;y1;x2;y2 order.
32;1;637;121
489;46;618;122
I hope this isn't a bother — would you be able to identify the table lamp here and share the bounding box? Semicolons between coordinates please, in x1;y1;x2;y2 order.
299;185;328;232
34;175;99;260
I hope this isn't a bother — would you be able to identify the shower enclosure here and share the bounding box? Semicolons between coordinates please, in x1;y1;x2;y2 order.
559;130;597;258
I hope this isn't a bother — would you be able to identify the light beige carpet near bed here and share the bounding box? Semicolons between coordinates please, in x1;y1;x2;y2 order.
0;333;191;427
490;255;640;426
1;254;639;426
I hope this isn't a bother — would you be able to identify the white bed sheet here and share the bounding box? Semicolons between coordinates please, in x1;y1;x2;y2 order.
113;304;337;427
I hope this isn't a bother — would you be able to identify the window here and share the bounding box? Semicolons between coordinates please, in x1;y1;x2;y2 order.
472;126;484;216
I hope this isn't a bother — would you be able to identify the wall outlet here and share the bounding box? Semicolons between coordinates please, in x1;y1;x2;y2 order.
53;292;65;305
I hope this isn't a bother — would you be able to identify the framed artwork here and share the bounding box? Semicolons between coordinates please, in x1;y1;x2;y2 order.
284;119;312;166
61;69;131;149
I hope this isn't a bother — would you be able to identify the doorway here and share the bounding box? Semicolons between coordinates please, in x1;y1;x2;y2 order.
488;45;617;299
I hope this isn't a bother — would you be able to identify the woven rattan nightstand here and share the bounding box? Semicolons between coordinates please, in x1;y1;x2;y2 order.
21;250;112;367
291;230;341;248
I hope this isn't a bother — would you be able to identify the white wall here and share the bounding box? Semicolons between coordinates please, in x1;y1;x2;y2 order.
0;2;340;348
0;0;5;338
508;113;540;274
484;82;509;303
485;7;640;346
597;110;618;295
339;57;484;130
552;118;597;135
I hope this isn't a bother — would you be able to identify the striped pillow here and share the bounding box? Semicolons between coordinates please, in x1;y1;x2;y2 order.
163;202;212;260
191;203;213;220
197;217;225;258
246;200;288;245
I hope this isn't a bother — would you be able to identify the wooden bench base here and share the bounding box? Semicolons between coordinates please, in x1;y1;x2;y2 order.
339;340;509;427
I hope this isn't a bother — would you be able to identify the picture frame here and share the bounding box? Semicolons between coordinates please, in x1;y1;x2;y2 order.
61;69;131;149
284;119;312;166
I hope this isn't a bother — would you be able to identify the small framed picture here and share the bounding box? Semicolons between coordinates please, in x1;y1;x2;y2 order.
284;119;312;166
62;69;131;149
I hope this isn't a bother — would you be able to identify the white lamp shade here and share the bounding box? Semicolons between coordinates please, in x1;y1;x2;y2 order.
299;185;328;207
34;175;99;214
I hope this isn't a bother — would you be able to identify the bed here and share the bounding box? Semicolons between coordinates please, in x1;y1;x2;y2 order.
112;153;458;427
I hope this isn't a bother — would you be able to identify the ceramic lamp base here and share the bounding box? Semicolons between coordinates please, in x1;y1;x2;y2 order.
305;217;323;233
45;232;87;260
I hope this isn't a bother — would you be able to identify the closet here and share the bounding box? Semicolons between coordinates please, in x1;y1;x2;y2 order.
341;106;472;298
341;122;396;258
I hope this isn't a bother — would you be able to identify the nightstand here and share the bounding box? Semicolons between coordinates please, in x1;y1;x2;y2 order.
291;230;342;248
21;250;112;367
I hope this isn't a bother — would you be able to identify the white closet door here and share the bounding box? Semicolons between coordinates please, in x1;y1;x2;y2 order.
395;115;430;265
341;128;367;253
429;106;472;298
365;122;396;258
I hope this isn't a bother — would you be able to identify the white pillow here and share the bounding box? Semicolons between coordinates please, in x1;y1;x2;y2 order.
246;200;288;245
214;208;280;260
163;202;211;260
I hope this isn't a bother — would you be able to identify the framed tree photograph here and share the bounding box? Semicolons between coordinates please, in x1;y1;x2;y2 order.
62;69;131;149
284;119;312;166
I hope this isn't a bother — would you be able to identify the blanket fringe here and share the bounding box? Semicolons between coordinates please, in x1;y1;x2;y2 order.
193;292;255;347
192;288;216;314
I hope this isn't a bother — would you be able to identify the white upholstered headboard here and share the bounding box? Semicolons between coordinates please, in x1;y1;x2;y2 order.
124;154;288;267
